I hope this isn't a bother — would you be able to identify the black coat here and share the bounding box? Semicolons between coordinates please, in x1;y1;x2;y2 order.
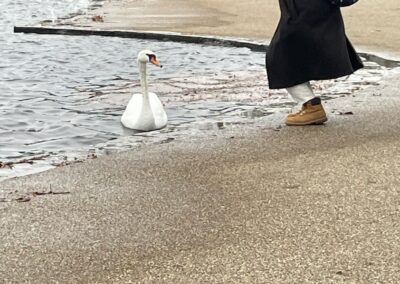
266;0;363;89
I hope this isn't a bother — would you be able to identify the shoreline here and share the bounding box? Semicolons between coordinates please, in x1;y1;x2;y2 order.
5;0;400;181
8;7;400;181
3;28;399;181
2;1;400;281
2;74;400;281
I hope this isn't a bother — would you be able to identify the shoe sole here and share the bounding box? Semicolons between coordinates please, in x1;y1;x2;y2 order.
286;117;328;126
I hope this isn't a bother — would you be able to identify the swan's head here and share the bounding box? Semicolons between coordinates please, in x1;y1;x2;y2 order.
137;50;163;68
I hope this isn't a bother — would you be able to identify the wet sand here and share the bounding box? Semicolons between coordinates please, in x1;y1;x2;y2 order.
63;0;400;55
2;0;400;282
2;75;400;282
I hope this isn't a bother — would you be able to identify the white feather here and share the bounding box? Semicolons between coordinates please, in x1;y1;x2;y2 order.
121;92;168;131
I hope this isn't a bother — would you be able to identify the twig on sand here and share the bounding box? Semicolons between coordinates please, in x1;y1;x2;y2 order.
0;155;50;169
31;190;71;196
17;190;71;203
15;196;32;203
1;189;70;203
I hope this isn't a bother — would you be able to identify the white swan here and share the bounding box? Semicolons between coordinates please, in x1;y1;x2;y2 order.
121;50;168;131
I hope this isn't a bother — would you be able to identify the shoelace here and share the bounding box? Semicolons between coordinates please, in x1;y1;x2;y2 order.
290;105;307;116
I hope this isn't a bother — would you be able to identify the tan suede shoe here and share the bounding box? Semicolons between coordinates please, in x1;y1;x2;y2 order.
286;102;328;126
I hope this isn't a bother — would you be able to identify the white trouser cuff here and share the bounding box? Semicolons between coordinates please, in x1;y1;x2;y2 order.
286;82;316;105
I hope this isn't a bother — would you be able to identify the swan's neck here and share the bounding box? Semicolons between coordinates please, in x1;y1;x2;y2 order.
139;62;150;105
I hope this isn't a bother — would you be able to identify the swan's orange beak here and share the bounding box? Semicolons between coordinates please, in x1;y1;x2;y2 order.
150;57;163;68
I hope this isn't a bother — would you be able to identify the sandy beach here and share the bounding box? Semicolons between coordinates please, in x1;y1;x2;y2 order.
2;75;400;282
64;0;400;55
2;0;400;282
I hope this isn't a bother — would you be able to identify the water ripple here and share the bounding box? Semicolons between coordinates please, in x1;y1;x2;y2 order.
0;0;398;180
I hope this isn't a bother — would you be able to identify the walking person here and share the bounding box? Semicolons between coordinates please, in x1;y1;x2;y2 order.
266;0;363;126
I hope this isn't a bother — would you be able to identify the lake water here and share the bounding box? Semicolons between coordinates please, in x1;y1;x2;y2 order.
0;0;397;180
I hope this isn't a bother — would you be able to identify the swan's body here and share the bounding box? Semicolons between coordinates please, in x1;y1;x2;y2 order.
121;92;167;131
121;50;168;131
